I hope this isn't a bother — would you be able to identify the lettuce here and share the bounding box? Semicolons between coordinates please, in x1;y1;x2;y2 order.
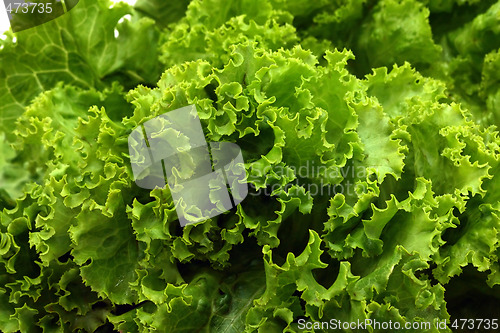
0;0;499;332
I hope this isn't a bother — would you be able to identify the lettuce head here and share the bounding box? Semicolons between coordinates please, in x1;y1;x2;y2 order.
0;0;499;332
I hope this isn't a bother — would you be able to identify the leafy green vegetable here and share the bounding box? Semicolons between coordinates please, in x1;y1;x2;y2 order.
1;0;499;332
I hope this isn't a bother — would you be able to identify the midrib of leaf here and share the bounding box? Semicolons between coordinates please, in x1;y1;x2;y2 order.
210;283;265;333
